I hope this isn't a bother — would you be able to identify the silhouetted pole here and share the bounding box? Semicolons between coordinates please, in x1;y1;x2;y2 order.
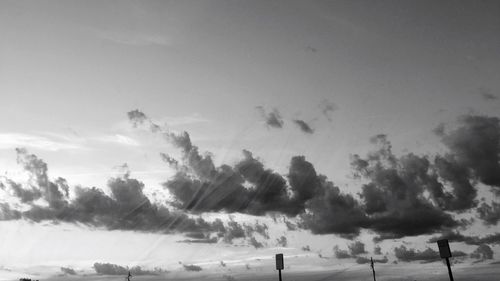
370;257;376;281
437;239;454;281
276;253;284;281
445;257;454;281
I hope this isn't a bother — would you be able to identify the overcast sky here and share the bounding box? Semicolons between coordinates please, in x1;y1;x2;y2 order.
0;0;499;279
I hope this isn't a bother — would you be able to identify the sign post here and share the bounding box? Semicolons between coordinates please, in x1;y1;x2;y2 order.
436;239;454;281
370;257;376;281
276;253;284;281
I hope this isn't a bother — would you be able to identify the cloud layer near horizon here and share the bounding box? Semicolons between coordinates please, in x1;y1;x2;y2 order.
0;111;499;249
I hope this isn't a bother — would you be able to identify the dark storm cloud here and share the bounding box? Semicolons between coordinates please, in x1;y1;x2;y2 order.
433;155;477;211
394;245;440;262
351;135;459;239
126;110;497;240
292;119;314;134
470;244;494;260
256;106;284;128
477;201;500;225
301;176;367;237
438;115;500;189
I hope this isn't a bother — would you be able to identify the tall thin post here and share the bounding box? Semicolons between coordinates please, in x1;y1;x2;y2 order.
370;257;376;281
445;258;454;281
278;269;282;281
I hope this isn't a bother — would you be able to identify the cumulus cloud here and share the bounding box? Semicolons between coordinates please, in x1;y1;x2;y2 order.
0;149;225;237
394;245;440;262
256;106;284;128
276;236;287;247
470;244;494;260
348;241;367;256
351;135;459;239
438;115;500;189
333;245;351;259
477;201;500;225
292;120;314;134
93;263;128;275
93;263;160;276
60;267;76;275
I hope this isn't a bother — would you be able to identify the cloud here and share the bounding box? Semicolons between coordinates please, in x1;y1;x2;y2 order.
256;106;284;128
428;231;500;246
333;245;351;259
348;241;367;256
60;267;76;275
479;88;498;101
93;263;128;275
276;236;287;247
0;149;225;236
0;133;84;151
394;245;440;262
93;262;159;276
96;134;140;146
249;237;264;249
351;135;459;239
319;99;338;122
470;244;494;260
183;264;202;272
438;115;500;189
356;256;388;264
292;119;314;134
477;201;500;225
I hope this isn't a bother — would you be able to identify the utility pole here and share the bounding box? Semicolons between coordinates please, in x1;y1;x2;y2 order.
370;257;376;281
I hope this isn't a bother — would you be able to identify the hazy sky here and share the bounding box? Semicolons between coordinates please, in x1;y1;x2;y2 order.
0;1;499;280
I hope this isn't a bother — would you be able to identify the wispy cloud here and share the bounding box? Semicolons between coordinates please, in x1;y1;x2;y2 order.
0;133;84;151
95;134;140;146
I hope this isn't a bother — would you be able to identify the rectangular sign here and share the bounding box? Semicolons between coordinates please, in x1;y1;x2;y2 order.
276;253;284;270
437;239;452;258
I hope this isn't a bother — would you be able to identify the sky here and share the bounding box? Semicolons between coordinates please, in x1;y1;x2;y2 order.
0;0;500;280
